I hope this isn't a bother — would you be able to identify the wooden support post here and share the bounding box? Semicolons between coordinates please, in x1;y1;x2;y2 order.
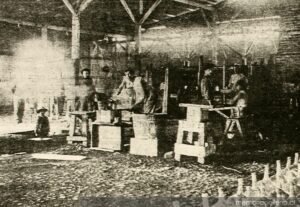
222;62;226;104
276;160;281;176
197;56;203;86
139;0;144;15
263;164;269;180
41;26;48;42
237;178;244;195
135;24;142;70
162;67;169;114
294;153;299;165
286;157;291;170
135;24;142;55
72;15;81;85
251;172;257;189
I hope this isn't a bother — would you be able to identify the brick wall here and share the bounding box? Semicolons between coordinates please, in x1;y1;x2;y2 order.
275;1;300;80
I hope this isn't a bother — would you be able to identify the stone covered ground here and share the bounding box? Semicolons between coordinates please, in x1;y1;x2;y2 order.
0;113;299;206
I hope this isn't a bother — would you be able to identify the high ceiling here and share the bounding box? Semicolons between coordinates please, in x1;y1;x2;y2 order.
0;0;225;34
0;0;285;35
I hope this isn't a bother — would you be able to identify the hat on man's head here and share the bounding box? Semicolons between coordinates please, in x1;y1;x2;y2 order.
81;68;90;74
37;107;48;113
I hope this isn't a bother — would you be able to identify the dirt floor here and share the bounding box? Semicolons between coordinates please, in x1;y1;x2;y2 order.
0;112;299;207
0;135;299;207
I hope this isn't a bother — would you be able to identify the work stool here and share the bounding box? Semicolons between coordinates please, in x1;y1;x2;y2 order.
67;111;96;147
174;104;216;164
225;118;243;137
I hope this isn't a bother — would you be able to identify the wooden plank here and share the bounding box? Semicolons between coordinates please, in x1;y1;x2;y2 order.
119;0;137;24
208;106;237;111
61;0;76;15
173;0;214;11
31;153;86;161
139;0;162;24
179;103;213;109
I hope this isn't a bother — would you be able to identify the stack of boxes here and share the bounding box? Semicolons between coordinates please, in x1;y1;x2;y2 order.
130;114;166;157
91;109;123;151
174;104;216;164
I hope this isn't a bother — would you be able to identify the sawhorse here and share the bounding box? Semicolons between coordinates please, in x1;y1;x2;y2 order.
209;106;244;137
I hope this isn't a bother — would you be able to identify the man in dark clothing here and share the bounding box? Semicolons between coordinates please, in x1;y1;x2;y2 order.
200;68;214;104
76;68;95;111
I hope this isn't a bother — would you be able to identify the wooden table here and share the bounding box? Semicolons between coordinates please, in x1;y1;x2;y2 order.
67;111;96;146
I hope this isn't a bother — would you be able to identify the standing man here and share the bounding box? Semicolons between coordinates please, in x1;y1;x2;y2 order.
12;85;25;123
76;68;95;111
116;69;145;113
201;68;214;104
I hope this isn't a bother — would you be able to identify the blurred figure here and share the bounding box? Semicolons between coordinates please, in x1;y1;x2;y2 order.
11;85;25;123
201;68;214;104
35;107;50;137
116;69;146;113
76;68;95;111
222;64;248;95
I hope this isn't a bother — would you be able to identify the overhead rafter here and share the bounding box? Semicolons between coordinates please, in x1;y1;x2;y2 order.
139;0;162;24
62;0;76;15
79;0;95;13
119;0;137;24
145;8;200;25
0;17;108;36
173;0;214;11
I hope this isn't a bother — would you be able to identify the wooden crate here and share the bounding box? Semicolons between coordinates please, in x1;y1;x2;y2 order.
98;125;122;151
96;110;115;123
186;107;209;123
67;136;87;147
130;138;158;157
132;114;166;139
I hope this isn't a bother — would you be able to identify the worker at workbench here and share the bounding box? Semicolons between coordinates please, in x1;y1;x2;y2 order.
228;80;248;118
222;64;248;95
117;69;146;113
76;68;95;111
200;68;214;104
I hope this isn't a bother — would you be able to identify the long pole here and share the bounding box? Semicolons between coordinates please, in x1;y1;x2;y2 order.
222;61;226;104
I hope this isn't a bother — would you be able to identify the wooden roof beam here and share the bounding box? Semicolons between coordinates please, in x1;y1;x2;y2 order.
145;8;200;25
79;0;95;13
119;0;137;24
62;0;76;15
173;0;214;11
139;0;162;24
0;17;132;38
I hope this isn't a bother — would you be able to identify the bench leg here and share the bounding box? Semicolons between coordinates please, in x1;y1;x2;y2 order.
197;157;205;164
174;154;181;161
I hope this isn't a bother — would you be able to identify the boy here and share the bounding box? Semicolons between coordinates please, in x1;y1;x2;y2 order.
35;107;50;137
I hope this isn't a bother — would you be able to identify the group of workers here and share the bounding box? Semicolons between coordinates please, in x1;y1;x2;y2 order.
74;67;164;114
200;64;249;117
